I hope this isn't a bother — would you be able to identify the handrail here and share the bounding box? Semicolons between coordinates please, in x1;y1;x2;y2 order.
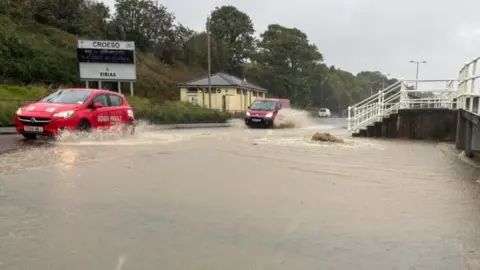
403;79;458;83
347;78;458;133
351;80;402;108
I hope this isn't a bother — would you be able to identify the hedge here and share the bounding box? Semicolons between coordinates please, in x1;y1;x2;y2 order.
0;85;231;126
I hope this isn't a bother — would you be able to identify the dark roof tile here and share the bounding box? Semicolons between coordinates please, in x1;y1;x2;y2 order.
178;72;267;92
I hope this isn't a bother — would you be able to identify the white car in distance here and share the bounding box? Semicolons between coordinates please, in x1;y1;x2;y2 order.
318;108;331;117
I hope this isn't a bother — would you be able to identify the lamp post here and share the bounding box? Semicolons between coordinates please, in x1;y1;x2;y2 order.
207;16;212;108
410;60;426;90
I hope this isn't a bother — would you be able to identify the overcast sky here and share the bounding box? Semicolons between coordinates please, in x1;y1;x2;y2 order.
101;0;480;81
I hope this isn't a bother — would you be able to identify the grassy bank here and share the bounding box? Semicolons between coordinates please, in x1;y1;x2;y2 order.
0;85;231;126
0;15;203;101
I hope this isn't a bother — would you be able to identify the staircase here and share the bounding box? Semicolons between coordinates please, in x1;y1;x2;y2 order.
347;79;457;137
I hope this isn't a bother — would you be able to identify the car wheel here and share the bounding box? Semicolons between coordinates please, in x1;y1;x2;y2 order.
22;133;37;140
77;120;91;134
122;121;135;136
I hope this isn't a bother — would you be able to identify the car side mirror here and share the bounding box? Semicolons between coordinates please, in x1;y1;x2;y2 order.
90;102;103;109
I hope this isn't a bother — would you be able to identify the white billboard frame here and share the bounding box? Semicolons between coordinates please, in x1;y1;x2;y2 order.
77;39;137;95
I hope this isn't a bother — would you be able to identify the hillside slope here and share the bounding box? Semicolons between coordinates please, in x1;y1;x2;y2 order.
0;15;203;101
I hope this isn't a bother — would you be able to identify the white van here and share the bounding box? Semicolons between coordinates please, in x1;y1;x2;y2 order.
318;108;331;117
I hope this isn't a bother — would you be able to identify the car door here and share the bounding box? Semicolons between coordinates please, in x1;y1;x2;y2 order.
89;93;111;130
107;94;126;128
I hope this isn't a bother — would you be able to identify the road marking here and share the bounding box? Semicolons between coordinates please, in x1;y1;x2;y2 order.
115;255;126;270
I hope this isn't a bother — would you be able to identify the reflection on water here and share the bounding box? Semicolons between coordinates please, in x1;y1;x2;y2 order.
1;119;480;269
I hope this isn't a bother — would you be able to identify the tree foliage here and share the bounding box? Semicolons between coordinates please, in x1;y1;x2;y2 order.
0;0;395;111
208;5;255;76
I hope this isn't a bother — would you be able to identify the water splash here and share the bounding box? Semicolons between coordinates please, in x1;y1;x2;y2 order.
274;109;315;128
53;121;186;146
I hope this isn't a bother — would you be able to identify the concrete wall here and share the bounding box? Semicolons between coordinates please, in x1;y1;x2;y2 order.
396;109;457;141
456;110;480;154
179;87;266;112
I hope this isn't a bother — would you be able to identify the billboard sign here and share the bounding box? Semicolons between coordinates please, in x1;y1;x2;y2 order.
77;40;136;81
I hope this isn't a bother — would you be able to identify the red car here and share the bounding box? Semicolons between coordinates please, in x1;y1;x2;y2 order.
245;98;291;128
15;88;135;139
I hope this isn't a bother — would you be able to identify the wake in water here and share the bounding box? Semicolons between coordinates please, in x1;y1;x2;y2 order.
55;121;148;142
52;121;189;146
273;108;315;128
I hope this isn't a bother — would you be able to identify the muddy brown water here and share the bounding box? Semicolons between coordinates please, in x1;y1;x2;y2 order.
1;118;480;269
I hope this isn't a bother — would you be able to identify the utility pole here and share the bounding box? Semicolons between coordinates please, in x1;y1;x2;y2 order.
410;60;426;90
207;16;212;109
319;75;328;107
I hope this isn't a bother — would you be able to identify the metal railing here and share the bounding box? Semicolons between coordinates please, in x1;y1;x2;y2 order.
458;57;480;115
347;79;457;133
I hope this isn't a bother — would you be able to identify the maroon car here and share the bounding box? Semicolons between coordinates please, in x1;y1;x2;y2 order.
244;98;291;128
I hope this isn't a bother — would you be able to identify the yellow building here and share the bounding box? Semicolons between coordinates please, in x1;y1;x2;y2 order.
178;72;268;113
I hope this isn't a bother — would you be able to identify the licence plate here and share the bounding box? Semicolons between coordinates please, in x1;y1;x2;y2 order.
251;118;261;122
24;126;43;132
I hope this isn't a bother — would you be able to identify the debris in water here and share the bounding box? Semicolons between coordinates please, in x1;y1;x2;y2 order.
311;132;344;143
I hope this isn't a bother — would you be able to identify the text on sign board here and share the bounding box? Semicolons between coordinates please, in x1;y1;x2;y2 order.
93;41;121;49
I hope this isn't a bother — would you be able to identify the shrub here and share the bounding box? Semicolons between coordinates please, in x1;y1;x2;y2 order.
126;96;231;124
0;85;232;125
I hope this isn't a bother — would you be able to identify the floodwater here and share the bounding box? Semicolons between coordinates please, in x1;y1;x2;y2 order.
1;116;480;269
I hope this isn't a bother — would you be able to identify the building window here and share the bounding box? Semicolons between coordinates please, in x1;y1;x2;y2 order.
187;88;198;93
187;95;198;105
237;89;242;95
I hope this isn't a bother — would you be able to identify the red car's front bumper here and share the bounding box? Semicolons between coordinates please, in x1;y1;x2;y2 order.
15;115;78;136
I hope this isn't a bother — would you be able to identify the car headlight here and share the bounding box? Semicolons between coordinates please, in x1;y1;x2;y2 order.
53;110;76;119
245;111;250;116
265;112;273;118
16;108;22;115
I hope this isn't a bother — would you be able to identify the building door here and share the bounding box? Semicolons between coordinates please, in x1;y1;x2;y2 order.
222;95;227;111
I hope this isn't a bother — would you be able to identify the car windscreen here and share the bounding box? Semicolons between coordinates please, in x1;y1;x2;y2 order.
319;108;328;112
40;89;93;104
249;100;277;111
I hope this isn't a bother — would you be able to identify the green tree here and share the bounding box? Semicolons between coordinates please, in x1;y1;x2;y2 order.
208;5;255;75
2;0;33;19
154;24;196;64
183;32;229;73
113;0;174;51
33;0;85;34
251;24;323;107
0;0;402;112
81;0;111;38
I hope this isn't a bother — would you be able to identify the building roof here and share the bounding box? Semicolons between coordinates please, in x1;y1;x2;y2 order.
178;72;267;92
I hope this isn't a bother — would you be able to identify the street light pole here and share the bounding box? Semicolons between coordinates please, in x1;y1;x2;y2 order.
410;60;426;90
207;16;212;109
319;75;328;107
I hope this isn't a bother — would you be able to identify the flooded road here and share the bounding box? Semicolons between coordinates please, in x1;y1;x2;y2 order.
1;118;480;269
